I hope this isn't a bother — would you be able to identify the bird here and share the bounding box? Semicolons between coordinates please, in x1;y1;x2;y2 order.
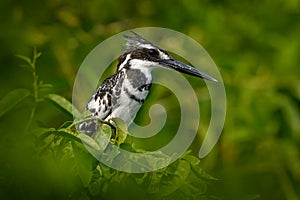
78;32;217;136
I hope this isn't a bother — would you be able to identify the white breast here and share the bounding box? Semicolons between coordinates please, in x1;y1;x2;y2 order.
105;67;152;125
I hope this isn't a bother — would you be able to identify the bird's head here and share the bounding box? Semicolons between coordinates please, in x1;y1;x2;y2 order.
117;32;217;82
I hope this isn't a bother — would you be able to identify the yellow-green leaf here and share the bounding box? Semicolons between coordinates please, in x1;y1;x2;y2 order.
112;117;128;145
47;94;81;118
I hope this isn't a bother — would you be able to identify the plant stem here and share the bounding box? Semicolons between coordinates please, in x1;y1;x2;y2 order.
25;47;41;132
31;47;39;102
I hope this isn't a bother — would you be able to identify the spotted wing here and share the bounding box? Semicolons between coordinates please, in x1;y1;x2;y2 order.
77;71;124;135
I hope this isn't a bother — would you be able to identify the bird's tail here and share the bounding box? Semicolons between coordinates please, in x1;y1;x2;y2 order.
77;119;100;137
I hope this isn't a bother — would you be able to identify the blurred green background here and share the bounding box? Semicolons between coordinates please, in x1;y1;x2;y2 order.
1;0;300;199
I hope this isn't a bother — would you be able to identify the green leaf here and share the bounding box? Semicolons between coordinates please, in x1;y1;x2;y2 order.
134;173;148;185
191;165;218;181
101;145;120;165
38;81;52;88
35;51;42;59
78;133;101;151
88;165;103;196
35;127;56;140
47;94;81;118
94;124;112;152
56;129;81;143
34;127;59;155
59;121;73;129
182;154;200;166
181;153;217;181
159;159;191;196
148;159;191;195
111;117;128;145
78;124;112;159
136;151;172;170
148;169;164;193
16;54;32;65
0;88;30;118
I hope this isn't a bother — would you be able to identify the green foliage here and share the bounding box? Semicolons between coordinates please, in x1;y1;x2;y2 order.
0;50;216;199
110;117;129;146
1;1;300;199
47;93;81;118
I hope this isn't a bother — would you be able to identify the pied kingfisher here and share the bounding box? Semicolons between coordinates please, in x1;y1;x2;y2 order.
78;32;217;135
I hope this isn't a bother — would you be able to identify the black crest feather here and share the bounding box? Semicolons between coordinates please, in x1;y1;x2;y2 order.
123;31;158;52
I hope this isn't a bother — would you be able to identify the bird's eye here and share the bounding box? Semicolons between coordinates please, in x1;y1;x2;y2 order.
148;49;159;57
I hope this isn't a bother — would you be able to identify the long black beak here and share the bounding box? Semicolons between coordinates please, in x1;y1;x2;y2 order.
159;58;218;82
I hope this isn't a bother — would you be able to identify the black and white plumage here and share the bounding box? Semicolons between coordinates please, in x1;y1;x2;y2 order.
78;32;217;135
